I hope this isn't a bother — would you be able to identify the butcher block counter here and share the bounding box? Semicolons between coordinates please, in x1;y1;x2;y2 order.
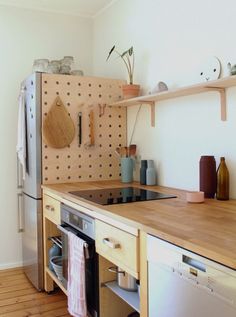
42;180;236;270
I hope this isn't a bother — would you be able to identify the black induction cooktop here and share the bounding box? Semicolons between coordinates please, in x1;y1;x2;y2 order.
69;187;177;205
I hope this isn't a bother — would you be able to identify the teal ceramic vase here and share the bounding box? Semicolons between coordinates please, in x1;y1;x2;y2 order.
121;157;133;183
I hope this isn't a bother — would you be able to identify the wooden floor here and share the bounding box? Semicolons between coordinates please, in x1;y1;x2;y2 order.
0;267;72;317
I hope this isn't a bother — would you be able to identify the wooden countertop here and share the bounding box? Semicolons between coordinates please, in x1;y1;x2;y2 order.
42;180;236;270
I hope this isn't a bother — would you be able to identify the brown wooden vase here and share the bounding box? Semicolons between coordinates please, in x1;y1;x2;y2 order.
199;155;217;198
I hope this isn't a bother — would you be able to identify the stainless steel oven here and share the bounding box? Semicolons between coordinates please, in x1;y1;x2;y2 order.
57;204;99;317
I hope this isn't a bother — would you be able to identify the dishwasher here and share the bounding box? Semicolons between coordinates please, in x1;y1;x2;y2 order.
147;234;236;317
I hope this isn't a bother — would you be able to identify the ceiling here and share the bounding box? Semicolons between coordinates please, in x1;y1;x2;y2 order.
0;0;117;17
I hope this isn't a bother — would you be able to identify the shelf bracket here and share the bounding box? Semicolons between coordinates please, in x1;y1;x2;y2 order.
206;87;226;121
141;101;155;127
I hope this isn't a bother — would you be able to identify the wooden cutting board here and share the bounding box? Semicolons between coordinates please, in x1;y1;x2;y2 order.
43;96;75;148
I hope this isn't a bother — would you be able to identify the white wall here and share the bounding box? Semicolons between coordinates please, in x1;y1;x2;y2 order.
93;0;236;198
0;5;93;268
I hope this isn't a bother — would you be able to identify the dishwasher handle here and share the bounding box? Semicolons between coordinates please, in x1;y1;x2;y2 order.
183;255;206;272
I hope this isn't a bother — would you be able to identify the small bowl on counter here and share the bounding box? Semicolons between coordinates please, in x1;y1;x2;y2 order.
186;191;204;203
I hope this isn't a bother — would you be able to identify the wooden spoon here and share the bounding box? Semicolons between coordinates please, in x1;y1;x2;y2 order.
120;147;128;157
129;144;137;157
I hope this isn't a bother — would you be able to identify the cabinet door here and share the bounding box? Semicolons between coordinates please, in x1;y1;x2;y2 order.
22;193;43;290
96;220;139;278
43;194;60;224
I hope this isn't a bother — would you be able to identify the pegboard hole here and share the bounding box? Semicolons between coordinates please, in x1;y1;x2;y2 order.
56;81;59;85
67;82;70;85
44;80;47;84
56;166;59;169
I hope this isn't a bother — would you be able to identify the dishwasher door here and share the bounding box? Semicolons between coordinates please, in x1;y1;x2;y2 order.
147;235;236;317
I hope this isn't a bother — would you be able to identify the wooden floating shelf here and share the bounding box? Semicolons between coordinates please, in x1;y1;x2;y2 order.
105;281;140;312
111;75;236;126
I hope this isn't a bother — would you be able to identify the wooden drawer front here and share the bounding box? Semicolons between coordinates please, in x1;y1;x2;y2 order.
43;195;60;224
95;220;139;277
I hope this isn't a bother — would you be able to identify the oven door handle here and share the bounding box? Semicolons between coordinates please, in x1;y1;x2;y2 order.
57;224;69;235
57;224;90;259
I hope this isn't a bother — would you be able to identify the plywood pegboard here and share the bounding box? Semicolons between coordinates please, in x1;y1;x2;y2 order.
41;74;127;184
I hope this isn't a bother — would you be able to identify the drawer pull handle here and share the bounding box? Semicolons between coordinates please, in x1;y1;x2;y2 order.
45;205;55;212
103;238;120;249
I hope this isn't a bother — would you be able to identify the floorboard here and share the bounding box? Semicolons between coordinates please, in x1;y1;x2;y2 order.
0;268;72;317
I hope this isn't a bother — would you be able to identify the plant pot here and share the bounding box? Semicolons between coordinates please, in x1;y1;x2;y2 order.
122;84;140;99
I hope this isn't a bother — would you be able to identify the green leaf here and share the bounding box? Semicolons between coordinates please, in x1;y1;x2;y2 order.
128;47;133;56
106;45;115;61
121;49;129;57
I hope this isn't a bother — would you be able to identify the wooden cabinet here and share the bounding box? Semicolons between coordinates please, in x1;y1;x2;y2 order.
95;219;140;316
42;194;66;294
43;194;60;224
96;219;139;278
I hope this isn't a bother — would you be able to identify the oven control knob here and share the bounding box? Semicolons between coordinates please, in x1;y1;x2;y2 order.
107;198;114;204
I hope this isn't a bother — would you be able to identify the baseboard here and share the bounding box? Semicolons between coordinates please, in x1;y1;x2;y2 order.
0;261;23;270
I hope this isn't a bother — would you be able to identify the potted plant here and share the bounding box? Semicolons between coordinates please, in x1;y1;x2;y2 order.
106;45;140;99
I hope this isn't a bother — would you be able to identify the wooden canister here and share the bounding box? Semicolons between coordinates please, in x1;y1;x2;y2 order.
199;156;217;198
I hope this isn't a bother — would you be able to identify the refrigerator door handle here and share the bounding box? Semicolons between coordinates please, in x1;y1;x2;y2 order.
17;156;23;189
17;193;24;233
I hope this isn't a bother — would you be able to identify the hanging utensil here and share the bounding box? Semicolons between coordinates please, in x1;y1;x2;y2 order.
89;109;95;146
78;112;82;147
42;96;75;148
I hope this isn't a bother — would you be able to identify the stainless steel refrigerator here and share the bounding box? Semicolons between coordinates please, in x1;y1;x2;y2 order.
18;72;43;290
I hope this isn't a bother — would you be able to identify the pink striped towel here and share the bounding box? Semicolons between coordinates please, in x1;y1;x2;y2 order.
67;232;87;317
